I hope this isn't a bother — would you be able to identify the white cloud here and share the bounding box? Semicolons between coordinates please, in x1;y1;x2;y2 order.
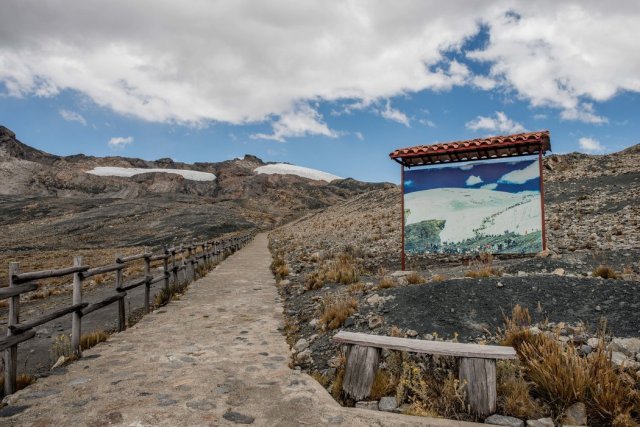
466;175;483;186
459;164;474;170
498;160;539;184
59;109;87;125
251;104;337;142
108;136;133;150
533;113;547;120
0;1;637;128
481;183;498;190
354;131;364;141
578;137;605;153
466;111;526;134
419;118;436;128
380;100;410;127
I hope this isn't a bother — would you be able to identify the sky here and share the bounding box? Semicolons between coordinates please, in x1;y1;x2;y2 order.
0;0;639;184
404;157;540;194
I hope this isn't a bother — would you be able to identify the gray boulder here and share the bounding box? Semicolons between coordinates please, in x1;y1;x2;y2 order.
484;414;524;427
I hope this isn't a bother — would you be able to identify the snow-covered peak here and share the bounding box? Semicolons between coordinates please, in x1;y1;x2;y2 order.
86;166;216;181
254;163;342;182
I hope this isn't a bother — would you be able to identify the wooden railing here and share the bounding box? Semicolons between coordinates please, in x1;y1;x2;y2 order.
1;232;254;395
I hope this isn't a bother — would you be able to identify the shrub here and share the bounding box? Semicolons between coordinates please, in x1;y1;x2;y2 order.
306;253;359;290
465;253;502;278
348;282;366;294
406;272;427;285
370;369;398;400
377;276;395;289
319;294;358;330
431;274;447;282
497;360;546;419
80;330;109;350
593;265;620;279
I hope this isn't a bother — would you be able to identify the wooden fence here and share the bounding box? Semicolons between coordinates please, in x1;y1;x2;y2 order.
1;232;254;395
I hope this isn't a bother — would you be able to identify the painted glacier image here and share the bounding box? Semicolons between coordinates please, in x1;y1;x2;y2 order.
403;156;543;255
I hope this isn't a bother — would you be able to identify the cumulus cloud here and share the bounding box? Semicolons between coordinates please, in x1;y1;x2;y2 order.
466;111;526;134
380;100;410;127
59;109;87;125
0;0;638;131
578;137;605;153
498;160;539;184
251;104;337;142
466;175;483;186
108;136;133;150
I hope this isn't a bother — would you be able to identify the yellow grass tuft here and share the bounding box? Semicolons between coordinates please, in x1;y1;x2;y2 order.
406;271;427;285
319;294;358;330
593;265;620;279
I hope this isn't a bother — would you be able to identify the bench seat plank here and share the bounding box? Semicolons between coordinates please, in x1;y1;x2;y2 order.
332;331;516;360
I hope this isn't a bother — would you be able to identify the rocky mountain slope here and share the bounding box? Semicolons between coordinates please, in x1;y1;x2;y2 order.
0;125;387;253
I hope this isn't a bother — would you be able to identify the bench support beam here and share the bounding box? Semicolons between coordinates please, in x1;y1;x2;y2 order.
342;344;380;401
459;357;496;417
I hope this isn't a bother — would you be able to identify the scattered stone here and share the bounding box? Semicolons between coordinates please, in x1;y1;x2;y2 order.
553;268;565;276
529;326;541;335
405;329;418;338
223;411;255;424
343;317;355;327
293;338;309;353
309;318;318;327
609;337;640;357
579;344;592;355
355;401;379;410
526;418;554;427
368;315;383;329
378;396;397;412
279;280;290;286
610;351;640;368
595;305;602;312
517;271;527;277
69;377;91;386
295;349;312;365
563;402;587;426
587;337;599;348
366;294;383;306
485;414;524;427
496;282;504;288
390;270;413;278
0;405;29;418
51;355;68;370
186;399;216;411
423;333;434;341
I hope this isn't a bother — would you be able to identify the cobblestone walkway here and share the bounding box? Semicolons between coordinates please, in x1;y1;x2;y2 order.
2;234;478;426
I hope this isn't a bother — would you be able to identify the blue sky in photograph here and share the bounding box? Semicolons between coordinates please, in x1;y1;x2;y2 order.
404;157;540;194
1;1;638;184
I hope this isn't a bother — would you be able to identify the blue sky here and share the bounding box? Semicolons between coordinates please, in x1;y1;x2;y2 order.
404;157;540;194
1;1;638;184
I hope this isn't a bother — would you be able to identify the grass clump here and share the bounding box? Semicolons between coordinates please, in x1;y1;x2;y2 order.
348;282;366;294
0;374;36;397
377;276;395;289
310;371;330;387
465;253;502;278
406;271;427;285
369;369;398;400
80;330;109;350
306;252;359;290
319;294;358;330
270;253;290;279
593;265;620;279
496;360;546;419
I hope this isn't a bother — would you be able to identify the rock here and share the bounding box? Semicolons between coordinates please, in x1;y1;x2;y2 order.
355;401;379;410
579;344;592;355
51;355;67;370
223;411;255;424
295;349;312;365
366;294;383;305
378;396;397;412
587;337;599;348
552;268;565;276
496;282;504;288
368;315;384;329
343;317;355;327
563;402;587;426
390;270;413;278
595;305;601;312
423;333;434;341
279;279;290;286
526;418;554;427
537;249;551;258
529;326;541;335
405;329;418;338
293;338;309;352
328;356;342;368
517;271;527;277
309;318;318;327
608;338;640;357
485;414;524;427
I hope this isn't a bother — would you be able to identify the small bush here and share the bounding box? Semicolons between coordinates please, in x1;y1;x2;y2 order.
270;253;289;279
377;276;395;289
465;253;502;278
80;330;109;350
319;294;358;330
431;274;447;282
370;369;398;400
593;265;620;279
348;282;366;294
497;360;546;419
406;272;427;285
306;253;359;290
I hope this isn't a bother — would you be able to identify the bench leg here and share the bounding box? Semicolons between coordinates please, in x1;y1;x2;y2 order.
342;344;380;401
459;357;496;417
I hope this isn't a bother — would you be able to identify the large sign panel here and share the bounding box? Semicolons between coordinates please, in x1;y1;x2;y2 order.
404;156;543;255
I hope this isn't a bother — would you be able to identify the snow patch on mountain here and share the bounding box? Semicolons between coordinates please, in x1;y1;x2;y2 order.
254;163;341;182
86;167;216;181
405;187;541;243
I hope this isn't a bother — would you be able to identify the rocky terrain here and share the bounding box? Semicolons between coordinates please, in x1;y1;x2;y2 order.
269;144;640;424
0;125;386;282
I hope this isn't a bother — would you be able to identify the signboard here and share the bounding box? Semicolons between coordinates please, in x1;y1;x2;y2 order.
403;156;544;255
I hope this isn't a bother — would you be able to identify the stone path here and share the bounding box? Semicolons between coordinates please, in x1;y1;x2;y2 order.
2;234;479;426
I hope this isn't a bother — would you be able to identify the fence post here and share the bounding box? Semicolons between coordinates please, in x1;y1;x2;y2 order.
71;256;83;357
187;243;194;281
172;246;178;287
4;262;20;395
143;247;151;314
115;255;126;332
163;245;170;292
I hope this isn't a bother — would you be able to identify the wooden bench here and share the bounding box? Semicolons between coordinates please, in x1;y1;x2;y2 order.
332;331;517;416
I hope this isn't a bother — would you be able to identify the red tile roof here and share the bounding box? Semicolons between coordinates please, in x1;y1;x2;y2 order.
389;130;551;167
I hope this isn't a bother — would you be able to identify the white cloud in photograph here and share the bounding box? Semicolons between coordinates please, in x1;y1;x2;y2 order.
498;161;539;184
466;175;483;186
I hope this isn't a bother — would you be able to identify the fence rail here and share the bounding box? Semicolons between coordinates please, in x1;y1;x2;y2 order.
1;232;254;395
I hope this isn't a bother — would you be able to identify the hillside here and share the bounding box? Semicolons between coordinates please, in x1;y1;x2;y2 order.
0;125;388;253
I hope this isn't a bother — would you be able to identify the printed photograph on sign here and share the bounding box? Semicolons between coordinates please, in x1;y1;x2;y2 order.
404;156;543;255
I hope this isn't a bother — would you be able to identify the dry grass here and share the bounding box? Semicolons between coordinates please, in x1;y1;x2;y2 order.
348;282;366;294
80;330;109;350
0;374;35;397
319;294;358;330
377;276;395;289
431;274;447;282
331;353;347;400
501;305;640;425
310;371;330;387
465;253;502;278
406;271;427;285
306;252;359;290
270;253;289;279
369;369;398;400
593;265;621;279
496;360;546;419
